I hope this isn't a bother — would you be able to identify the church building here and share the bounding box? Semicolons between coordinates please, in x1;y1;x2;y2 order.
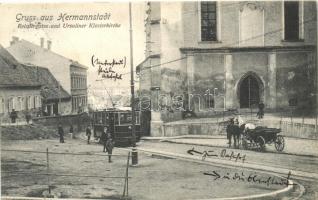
137;1;317;136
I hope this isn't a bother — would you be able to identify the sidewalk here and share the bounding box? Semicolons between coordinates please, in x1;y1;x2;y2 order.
150;135;318;157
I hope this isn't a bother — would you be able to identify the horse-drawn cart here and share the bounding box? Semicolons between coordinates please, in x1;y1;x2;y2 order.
241;127;285;152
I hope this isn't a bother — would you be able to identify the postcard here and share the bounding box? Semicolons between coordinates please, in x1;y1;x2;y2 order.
0;1;317;200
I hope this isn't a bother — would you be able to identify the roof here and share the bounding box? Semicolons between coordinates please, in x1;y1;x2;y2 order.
0;44;41;88
22;64;71;101
136;54;161;68
7;39;88;69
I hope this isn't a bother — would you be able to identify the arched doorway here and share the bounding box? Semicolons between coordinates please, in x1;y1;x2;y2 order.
238;73;263;108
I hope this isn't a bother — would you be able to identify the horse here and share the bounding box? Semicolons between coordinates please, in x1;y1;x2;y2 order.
226;120;244;148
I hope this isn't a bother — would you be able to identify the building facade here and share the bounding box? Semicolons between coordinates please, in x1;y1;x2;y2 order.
7;37;88;114
0;45;42;123
23;65;71;116
70;64;88;113
138;1;317;136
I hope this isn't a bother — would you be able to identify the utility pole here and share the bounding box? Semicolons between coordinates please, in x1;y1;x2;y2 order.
129;2;136;147
316;1;318;133
129;2;138;166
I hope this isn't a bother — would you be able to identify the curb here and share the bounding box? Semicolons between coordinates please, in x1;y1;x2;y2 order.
141;135;225;140
136;147;318;182
195;181;293;200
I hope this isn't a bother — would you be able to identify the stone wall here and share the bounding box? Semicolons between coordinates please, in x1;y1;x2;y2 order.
32;113;91;132
163;121;224;137
162;119;318;139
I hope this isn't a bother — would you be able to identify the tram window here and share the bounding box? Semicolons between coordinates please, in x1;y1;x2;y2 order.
135;113;140;124
96;112;102;124
114;113;119;125
102;113;108;125
119;113;132;125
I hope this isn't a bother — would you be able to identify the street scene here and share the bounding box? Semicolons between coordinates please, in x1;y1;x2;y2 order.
1;1;318;200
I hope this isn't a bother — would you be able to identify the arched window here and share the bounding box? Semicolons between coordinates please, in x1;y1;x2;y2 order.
28;96;33;109
8;97;14;111
0;97;5;113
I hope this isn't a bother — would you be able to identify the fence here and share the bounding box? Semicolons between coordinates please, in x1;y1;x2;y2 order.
238;110;317;138
1;148;131;199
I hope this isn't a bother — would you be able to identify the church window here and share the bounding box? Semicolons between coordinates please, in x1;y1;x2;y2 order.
284;1;299;41
201;1;217;41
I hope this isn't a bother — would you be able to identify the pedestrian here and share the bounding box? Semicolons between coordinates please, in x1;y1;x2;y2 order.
105;132;114;163
58;124;64;143
86;125;92;144
10;109;18;123
257;102;265;119
235;118;239;125
226;118;234;147
102;127;108;152
25;112;31;124
69;125;74;139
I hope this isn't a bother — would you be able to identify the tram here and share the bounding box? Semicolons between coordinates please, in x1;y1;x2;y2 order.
92;108;141;146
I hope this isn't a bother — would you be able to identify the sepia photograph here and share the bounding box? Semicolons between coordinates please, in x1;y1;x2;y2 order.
0;1;317;199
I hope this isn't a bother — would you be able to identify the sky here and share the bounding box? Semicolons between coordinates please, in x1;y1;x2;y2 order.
0;2;146;90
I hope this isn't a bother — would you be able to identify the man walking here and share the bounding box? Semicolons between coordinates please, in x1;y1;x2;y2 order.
86;125;92;144
226;118;234;147
10;109;18;123
25;112;31;124
58;124;64;143
102;127;108;152
69;125;74;139
105;132;114;163
257;102;265;119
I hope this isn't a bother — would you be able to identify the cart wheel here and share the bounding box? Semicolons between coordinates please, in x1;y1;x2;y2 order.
256;136;266;152
275;135;285;152
242;139;248;150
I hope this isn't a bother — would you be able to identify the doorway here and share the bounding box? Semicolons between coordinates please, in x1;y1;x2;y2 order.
239;74;262;108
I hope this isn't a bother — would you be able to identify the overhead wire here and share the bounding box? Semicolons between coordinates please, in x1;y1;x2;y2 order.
120;16;316;76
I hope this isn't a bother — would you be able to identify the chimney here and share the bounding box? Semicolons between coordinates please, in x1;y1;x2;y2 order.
10;36;19;46
47;40;52;50
40;37;44;48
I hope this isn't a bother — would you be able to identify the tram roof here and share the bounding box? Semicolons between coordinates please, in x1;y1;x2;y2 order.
93;107;139;113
